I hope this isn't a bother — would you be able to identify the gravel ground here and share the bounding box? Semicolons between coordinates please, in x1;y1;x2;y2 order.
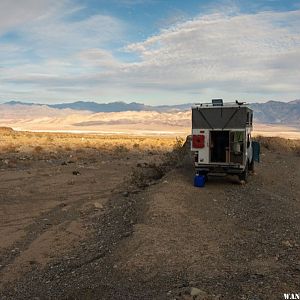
0;139;299;299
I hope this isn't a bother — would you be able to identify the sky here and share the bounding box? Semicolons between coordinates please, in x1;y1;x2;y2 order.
0;0;300;105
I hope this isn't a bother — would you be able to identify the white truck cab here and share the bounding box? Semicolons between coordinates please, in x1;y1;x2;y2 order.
191;99;255;181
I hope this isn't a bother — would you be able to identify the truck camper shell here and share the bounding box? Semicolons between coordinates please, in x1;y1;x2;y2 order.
191;100;257;182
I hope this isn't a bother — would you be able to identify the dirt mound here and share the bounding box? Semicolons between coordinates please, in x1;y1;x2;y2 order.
0;127;14;133
255;136;300;154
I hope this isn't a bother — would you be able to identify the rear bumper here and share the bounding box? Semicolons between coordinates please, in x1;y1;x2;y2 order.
195;163;245;174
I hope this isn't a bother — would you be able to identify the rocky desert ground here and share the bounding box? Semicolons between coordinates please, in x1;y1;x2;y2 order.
0;128;300;299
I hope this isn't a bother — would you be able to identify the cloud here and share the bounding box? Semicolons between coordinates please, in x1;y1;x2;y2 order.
0;4;300;103
0;0;126;99
122;10;300;95
22;15;125;58
77;49;122;69
0;0;54;34
108;0;157;6
0;0;125;56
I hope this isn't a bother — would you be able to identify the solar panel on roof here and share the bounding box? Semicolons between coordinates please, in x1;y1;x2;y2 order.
212;99;223;106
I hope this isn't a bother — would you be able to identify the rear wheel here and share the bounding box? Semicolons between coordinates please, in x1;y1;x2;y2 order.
204;173;208;182
239;164;248;182
249;158;254;172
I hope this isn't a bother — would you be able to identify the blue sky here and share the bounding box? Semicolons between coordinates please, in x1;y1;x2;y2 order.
0;0;300;104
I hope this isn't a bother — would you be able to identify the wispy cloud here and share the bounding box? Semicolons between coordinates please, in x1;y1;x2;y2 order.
0;1;300;104
0;0;54;34
123;10;300;95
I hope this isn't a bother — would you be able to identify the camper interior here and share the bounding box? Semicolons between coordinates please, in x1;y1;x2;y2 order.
210;130;245;164
210;131;229;163
230;131;244;164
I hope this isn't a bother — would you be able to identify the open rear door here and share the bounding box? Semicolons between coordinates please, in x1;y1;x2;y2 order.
252;141;260;162
210;131;229;163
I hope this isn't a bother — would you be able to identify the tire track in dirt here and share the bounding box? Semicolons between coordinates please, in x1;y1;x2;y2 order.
0;148;181;299
0;198;92;284
1;140;299;299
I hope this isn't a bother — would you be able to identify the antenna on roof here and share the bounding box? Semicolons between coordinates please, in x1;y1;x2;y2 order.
235;100;245;106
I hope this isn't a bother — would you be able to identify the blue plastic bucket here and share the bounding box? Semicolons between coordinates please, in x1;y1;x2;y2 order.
194;175;205;187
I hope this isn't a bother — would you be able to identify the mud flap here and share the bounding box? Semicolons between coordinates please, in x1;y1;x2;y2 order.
252;141;260;163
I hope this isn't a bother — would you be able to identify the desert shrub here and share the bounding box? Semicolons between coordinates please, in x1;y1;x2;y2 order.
166;136;187;164
133;143;140;149
34;146;43;153
114;145;129;154
172;137;184;151
147;163;166;180
130;163;167;188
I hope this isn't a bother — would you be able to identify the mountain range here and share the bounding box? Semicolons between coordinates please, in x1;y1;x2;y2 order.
2;100;300;124
3;100;192;113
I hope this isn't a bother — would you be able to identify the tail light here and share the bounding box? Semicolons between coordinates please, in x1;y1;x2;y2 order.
192;134;205;148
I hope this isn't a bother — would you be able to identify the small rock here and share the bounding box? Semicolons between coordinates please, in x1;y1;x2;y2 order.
294;264;300;272
123;191;129;197
282;240;293;247
123;231;131;237
72;171;80;176
94;202;103;210
190;287;203;296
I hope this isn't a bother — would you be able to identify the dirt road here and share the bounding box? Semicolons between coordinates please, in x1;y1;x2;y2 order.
0;137;300;299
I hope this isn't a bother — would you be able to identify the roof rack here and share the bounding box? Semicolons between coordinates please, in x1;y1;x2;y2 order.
192;100;248;108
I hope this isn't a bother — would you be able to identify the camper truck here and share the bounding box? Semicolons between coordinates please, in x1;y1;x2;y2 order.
191;99;256;182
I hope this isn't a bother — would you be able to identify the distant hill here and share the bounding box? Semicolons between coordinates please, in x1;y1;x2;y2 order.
49;101;192;112
249;100;300;124
4;100;36;106
3;100;192;113
2;99;300;124
49;101;150;112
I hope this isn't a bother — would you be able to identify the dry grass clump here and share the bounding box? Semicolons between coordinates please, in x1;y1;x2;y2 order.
132;143;140;149
130;162;169;188
172;137;185;151
0;144;18;153
33;146;43;153
113;145;129;154
0;129;181;155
